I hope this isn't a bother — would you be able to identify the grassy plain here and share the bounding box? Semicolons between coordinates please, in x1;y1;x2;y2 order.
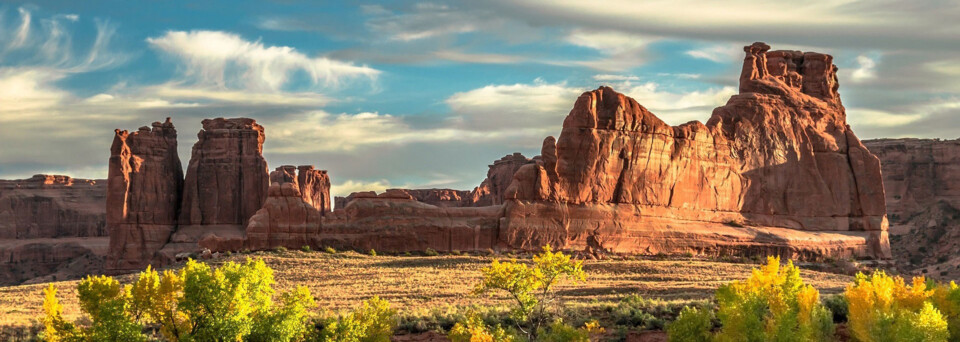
0;250;852;334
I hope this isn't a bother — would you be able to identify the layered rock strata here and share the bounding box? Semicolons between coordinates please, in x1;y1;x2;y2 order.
502;42;889;259
105;119;183;270
0;175;108;284
864;138;960;277
237;165;331;250
100;42;891;268
179;118;269;227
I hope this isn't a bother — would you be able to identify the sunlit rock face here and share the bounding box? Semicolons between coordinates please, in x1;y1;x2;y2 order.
105;118;183;271
97;42;892;270
502;42;889;260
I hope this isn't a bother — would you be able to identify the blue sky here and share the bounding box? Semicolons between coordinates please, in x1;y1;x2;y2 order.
1;1;958;197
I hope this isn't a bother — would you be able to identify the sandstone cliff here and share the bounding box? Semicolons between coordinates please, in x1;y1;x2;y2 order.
503;42;889;260
864;138;960;278
95;42;891;270
179;118;269;227
105;118;183;271
0;175;108;285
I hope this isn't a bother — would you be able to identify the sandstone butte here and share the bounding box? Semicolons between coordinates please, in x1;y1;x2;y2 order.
0;42;898;280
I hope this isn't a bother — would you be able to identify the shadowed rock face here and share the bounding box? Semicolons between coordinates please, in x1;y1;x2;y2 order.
105;118;183;271
0;175;106;239
179;118;269;227
0;175;108;285
503;42;889;259
864;138;960;277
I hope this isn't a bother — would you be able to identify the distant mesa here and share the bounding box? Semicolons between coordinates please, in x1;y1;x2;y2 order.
0;42;898;283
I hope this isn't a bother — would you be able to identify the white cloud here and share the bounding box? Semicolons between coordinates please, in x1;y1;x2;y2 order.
10;7;31;49
446;79;585;131
593;74;640;81
331;179;404;199
562;30;651;71
850;54;879;83
147;30;379;91
610;81;738;124
686;44;742;63
0;68;70;117
268;111;482;153
363;4;480;41
433;50;524;64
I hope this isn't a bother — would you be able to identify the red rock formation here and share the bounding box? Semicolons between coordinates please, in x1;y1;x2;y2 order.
864;138;960;277
268;165;331;212
0;175;108;285
503;42;889;260
385;189;472;207
244;182;323;251
105;118;183;270
0;175;106;239
468;153;531;206
334;191;376;210
297;165;331;213
178;118;269;227
322;194;500;252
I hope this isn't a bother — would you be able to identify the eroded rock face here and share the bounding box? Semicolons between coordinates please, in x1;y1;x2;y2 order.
864;138;960;277
323;194;500;252
269;165;331;213
297;166;331;213
105;118;183;271
503;42;889;260
0;175;108;285
0;175;106;239
244;182;323;251
179;118;269;227
469;153;531;206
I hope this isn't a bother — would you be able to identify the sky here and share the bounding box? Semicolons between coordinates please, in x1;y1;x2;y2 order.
1;1;958;198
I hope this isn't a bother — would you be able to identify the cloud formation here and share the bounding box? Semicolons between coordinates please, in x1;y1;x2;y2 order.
147;30;379;91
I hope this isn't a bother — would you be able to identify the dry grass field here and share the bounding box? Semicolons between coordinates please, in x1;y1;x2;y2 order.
0;250;853;332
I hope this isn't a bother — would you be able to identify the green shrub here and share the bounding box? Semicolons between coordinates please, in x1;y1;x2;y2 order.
302;245;312;252
822;294;848;323
846;271;949;342
667;256;834;342
472;245;586;340
536;319;604;342
449;310;516;342
41;259;316;342
666;307;712;342
424;248;439;257
368;249;377;256
324;246;337;254
275;246;288;253
313;296;397;342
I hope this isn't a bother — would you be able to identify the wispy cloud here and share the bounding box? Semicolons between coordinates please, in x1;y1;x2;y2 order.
147;30;379;91
446;78;584;132
560;29;651;71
